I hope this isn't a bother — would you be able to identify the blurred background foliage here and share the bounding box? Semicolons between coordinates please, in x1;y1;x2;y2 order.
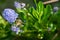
0;0;60;40
0;0;60;11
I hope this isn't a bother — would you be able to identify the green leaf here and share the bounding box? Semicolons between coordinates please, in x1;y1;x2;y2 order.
0;16;7;27
36;2;44;23
42;5;52;23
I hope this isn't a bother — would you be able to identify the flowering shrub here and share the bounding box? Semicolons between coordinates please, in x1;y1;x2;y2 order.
0;0;60;40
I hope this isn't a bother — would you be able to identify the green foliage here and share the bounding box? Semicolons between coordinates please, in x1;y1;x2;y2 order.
0;1;60;40
15;1;57;40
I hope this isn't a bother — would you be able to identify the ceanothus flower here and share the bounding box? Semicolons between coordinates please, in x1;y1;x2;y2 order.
53;7;58;12
2;8;18;23
11;24;23;34
11;25;20;34
14;1;25;9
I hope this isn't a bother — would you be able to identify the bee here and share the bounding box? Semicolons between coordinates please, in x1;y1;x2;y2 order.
15;18;23;26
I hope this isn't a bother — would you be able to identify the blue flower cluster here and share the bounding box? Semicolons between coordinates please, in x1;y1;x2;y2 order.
11;24;23;34
11;25;20;34
53;7;58;12
2;8;18;23
14;1;25;9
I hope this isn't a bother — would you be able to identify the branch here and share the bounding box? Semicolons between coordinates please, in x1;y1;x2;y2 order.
43;0;59;4
51;33;58;40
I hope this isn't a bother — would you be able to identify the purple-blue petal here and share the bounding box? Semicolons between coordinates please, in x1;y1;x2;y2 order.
2;8;18;23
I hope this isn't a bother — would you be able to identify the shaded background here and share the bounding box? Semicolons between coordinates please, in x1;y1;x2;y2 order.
0;0;60;12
